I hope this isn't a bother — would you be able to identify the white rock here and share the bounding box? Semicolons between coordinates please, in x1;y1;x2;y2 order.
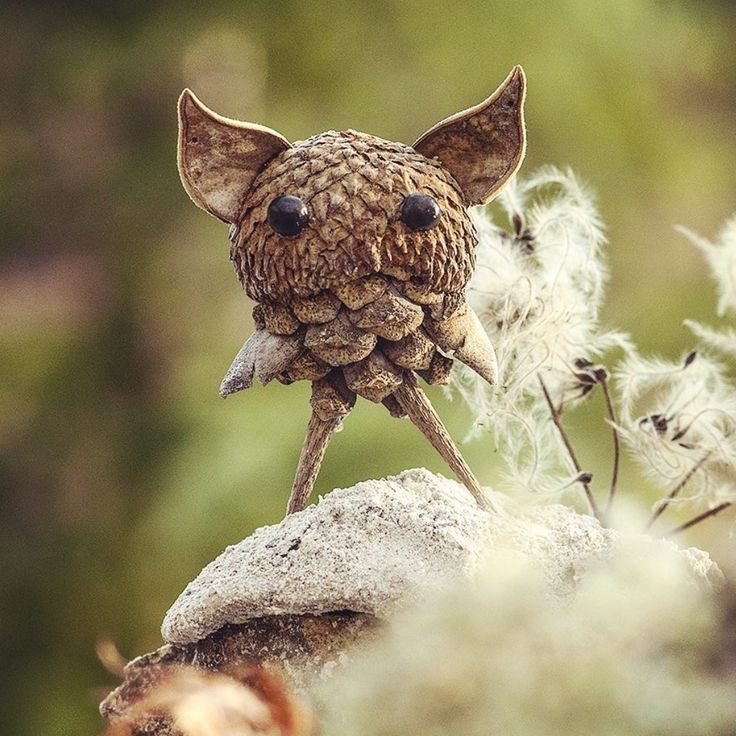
162;468;722;645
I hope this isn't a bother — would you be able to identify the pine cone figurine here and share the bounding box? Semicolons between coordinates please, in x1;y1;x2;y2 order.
177;67;527;513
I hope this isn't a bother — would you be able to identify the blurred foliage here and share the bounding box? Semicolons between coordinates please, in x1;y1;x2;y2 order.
0;1;735;733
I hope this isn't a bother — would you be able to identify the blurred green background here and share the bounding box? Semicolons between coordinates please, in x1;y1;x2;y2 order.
1;1;735;733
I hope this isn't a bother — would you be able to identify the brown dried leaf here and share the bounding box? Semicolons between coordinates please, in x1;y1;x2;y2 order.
177;90;291;223
103;663;311;736
413;66;527;206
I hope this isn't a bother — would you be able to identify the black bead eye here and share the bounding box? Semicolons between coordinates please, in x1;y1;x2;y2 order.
401;193;441;231
267;195;310;237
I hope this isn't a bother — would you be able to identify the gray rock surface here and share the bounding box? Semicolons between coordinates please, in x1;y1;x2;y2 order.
162;468;722;645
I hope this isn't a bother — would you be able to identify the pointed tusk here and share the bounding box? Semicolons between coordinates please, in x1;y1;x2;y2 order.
220;330;303;397
453;308;499;386
219;331;268;397
425;306;499;386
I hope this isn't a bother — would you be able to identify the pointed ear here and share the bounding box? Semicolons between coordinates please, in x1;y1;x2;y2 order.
177;89;291;223
413;66;527;206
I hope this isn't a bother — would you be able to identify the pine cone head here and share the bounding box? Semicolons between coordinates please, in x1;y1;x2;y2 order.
230;130;477;304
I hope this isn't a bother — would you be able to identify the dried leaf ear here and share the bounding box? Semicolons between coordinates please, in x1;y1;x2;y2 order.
177;89;291;223
413;66;527;206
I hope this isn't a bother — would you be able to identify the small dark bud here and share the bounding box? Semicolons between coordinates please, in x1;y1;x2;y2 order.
684;350;697;368
574;372;597;385
512;212;524;235
593;367;608;382
650;413;668;434
574;358;593;369
578;472;593;485
517;229;535;253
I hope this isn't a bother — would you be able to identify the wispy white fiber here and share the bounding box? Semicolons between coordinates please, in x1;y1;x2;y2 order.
685;320;736;361
677;217;736;316
454;167;628;495
614;349;736;507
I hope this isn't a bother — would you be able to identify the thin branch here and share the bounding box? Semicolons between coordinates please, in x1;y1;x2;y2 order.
538;374;601;521
599;374;620;518
664;502;732;536
644;454;709;530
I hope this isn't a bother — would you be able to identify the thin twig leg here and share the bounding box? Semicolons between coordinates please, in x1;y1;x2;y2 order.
287;412;344;514
393;373;497;513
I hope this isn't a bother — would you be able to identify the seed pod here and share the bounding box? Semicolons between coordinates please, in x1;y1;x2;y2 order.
177;66;528;511
425;306;498;385
220;331;304;397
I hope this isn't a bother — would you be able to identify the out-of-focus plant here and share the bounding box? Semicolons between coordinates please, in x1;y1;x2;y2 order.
680;218;736;317
321;546;736;736
453;168;735;533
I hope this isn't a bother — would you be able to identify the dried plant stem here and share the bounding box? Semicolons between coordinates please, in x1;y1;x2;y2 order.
644;455;709;530
287;413;343;514
600;376;620;518
664;502;732;536
394;373;497;513
538;375;601;521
